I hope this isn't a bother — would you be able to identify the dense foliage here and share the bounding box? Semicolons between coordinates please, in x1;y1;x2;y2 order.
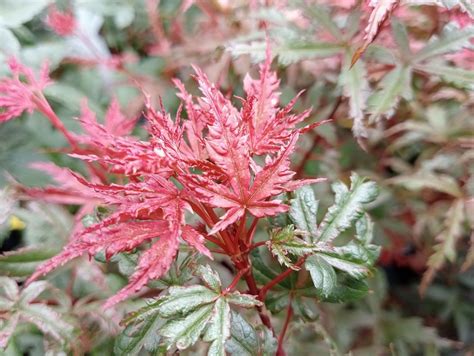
0;0;472;355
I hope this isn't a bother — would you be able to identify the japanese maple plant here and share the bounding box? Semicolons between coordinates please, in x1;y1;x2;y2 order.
1;48;379;355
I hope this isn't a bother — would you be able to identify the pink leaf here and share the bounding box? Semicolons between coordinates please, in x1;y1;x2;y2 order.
352;0;400;66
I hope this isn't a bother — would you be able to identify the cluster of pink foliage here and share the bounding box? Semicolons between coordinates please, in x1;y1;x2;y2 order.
0;50;325;308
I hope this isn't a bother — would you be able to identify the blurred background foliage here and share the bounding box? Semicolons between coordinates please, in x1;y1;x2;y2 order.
0;0;473;355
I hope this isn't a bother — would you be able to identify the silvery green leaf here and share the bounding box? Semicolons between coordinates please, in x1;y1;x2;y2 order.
204;298;231;356
274;42;344;66
114;313;162;355
415;62;474;90
160;304;214;350
20;303;75;342
225;312;259;356
289;186;319;240
261;327;278;356
196;265;222;293
339;50;370;138
367;65;412;122
268;226;315;268
0;0;51;28
388;173;462;197
0;26;20;53
226;292;262;308
317;254;370;279
316;173;378;243
413;23;474;63
391;19;412;58
305;255;337;298
157;286;218;318
18;281;49;305
355;214;375;244
0;277;19;300
0;245;60;278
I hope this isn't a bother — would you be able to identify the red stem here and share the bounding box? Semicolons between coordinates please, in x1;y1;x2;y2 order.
243;271;275;335
249;241;266;250
245;217;259;247
259;257;306;300
276;298;293;356
224;267;248;294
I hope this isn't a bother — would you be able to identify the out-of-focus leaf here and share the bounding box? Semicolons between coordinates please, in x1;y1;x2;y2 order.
340;50;370;137
420;199;465;294
0;0;51;28
228;40;343;65
0;245;60;278
0;278;74;349
391;19;412;58
367;65;412;122
0;27;20;74
274;42;344;65
415;62;474;89
413;24;474;63
316;173;379;243
388;173;463;197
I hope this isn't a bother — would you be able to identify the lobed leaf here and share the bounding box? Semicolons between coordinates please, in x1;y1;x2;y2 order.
316;173;378;243
204;298;231;356
413;24;474;63
289;186;319;240
225;312;260;356
160;303;214;350
305;255;337;299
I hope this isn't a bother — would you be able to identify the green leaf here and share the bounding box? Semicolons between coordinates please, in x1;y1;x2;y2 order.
388;173;462;197
268;226;315;268
0;0;51;28
317;253;370;279
115;313;163;355
225;312;260;356
415;62;474;89
0;245;60;278
391;19;412;58
289;186;319;239
225;292;261;308
301;3;343;40
420;199;465;294
413;24;474;63
160;303;214;350
261;327;278;356
274;42;344;65
340;50;370;137
316;173;378;243
368;65;412;122
196;265;222;293
305;255;337;299
157;285;218;318
0;27;20;70
355;213;375;244
204;298;231;356
227;40;343;65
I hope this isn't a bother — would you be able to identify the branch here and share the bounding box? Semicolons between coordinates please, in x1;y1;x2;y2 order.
259;257;306;300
